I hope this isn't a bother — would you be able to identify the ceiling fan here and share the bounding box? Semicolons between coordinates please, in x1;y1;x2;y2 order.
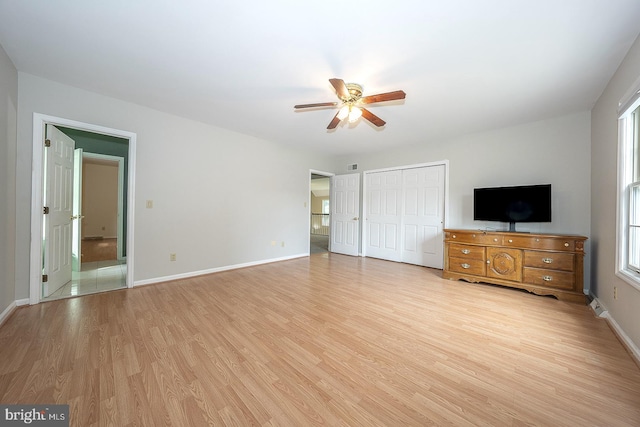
294;78;406;129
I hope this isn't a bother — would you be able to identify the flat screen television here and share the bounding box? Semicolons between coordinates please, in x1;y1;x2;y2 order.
473;184;551;232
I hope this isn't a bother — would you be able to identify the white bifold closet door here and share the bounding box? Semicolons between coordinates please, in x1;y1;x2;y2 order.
365;164;445;268
365;170;403;262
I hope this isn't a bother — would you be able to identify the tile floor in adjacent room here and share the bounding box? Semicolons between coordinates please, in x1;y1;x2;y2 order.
46;259;127;300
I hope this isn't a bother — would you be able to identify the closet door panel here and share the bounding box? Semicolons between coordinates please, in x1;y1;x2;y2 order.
365;170;402;261
401;165;445;268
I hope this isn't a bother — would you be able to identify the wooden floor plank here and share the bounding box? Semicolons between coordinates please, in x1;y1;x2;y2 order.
1;253;639;426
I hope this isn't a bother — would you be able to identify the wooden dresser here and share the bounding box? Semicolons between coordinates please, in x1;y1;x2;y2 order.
443;229;587;303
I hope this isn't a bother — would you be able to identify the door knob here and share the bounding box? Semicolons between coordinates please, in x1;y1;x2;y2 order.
70;215;85;220
352;217;359;220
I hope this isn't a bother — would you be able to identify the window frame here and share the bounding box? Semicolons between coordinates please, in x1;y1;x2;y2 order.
616;83;640;290
629;181;640;274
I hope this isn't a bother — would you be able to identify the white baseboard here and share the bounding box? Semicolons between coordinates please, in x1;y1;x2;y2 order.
0;301;17;327
602;312;640;365
134;253;308;287
591;297;640;365
0;299;31;328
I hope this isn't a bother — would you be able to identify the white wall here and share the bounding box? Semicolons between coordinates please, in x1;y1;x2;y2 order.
15;73;335;297
0;43;18;316
591;35;640;350
333;111;592;288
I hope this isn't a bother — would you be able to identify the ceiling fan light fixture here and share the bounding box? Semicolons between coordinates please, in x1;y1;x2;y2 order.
344;83;363;101
294;78;406;129
337;105;350;120
348;106;362;123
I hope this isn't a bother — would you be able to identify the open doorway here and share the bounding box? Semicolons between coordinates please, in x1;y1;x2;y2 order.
310;172;332;254
42;126;129;300
29;114;136;304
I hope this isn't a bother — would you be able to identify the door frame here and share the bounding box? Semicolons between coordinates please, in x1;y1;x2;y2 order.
309;169;334;254
362;160;449;262
29;114;137;304
82;152;126;261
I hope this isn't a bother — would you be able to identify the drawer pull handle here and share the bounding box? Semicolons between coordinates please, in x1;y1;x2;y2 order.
508;239;513;243
461;263;471;269
461;249;470;254
452;235;457;239
542;275;553;282
493;238;498;242
564;242;569;247
542;258;553;264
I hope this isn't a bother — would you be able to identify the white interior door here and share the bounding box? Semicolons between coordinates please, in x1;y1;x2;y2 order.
401;165;445;268
365;170;402;261
82;153;125;260
72;148;83;272
43;125;75;296
330;173;360;256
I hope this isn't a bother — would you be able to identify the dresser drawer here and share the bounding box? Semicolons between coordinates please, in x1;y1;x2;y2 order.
449;257;486;276
449;243;485;260
447;231;502;245
524;251;574;271
503;235;575;252
523;267;574;290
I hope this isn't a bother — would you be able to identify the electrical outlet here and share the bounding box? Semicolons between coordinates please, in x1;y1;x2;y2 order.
146;200;153;209
281;241;285;247
614;286;618;300
170;253;176;262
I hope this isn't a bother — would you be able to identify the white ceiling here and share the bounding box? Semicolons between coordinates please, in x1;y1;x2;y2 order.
1;1;640;156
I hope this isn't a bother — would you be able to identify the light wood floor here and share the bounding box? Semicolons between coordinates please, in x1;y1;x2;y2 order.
1;254;639;426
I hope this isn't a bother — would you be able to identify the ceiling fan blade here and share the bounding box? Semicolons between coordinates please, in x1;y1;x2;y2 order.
327;111;342;129
360;90;406;104
329;78;350;100
361;108;386;127
294;102;339;109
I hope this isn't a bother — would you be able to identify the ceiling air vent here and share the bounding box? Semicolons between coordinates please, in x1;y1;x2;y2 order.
347;163;358;171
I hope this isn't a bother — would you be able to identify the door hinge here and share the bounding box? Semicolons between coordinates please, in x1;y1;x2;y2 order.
45;139;51;148
43;206;49;214
42;274;48;283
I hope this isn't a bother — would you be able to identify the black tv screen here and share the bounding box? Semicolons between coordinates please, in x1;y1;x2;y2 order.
474;184;551;230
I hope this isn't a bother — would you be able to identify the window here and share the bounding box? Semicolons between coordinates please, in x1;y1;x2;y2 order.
631;182;640;273
322;199;330;226
617;87;640;288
